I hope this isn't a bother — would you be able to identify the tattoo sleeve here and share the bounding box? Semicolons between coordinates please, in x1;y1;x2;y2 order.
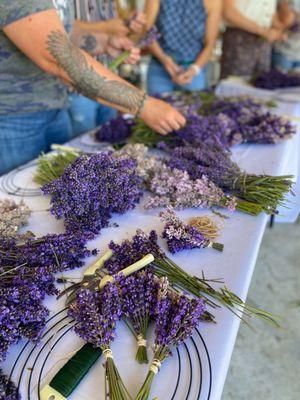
80;34;97;52
47;30;143;113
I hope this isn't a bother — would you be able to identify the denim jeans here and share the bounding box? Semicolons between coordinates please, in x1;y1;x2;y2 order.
272;51;300;72
147;58;207;96
0;108;72;176
68;94;117;137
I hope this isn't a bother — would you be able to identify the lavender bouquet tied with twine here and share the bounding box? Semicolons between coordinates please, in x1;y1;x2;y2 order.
135;280;206;400
68;282;132;400
160;207;224;253
118;271;159;363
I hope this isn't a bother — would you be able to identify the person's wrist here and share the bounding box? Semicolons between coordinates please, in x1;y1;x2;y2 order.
190;63;201;76
161;54;171;66
135;92;148;119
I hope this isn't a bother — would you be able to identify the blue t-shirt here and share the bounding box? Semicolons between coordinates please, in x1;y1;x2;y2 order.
0;0;69;115
156;0;207;63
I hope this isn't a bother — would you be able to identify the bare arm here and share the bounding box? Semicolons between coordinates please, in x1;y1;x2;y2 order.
144;0;181;78
194;0;222;68
277;1;297;28
3;9;185;134
223;0;268;37
174;0;222;85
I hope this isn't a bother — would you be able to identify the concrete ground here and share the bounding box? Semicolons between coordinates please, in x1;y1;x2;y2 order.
222;220;300;400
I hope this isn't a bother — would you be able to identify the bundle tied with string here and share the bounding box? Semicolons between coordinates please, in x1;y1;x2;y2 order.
68;281;132;400
135;279;206;400
41;253;155;400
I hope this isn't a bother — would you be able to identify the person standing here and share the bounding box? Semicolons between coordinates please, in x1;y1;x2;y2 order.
0;0;185;175
273;1;300;71
221;0;284;79
145;0;222;95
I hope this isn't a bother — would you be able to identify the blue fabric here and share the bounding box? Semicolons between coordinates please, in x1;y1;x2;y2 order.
68;94;117;136
272;51;300;72
147;58;207;95
0;109;72;175
156;0;206;63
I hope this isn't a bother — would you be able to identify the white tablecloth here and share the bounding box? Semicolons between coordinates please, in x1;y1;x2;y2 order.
1;100;299;400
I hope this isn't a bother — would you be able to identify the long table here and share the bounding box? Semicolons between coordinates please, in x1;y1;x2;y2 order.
1;97;299;400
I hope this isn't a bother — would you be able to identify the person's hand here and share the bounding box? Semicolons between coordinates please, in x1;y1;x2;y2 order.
162;55;181;78
103;18;130;36
106;36;140;64
128;12;146;34
174;67;197;85
140;97;186;135
263;27;283;42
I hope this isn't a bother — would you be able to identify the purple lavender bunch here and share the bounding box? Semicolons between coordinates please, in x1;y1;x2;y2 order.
138;25;161;48
68;284;122;348
109;26;160;70
42;153;142;238
160;207;224;253
0;370;20;400
135;281;206;400
167;143;293;215
252;69;300;89
118;272;159;363
68;284;132;400
95;116;135;144
200;97;296;145
0;233;94;361
145;162;237;211
105;230;163;276
0;283;49;362
0;233;94;296
103;230;278;326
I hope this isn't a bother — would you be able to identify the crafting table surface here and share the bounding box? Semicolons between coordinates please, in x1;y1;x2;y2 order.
1;89;299;400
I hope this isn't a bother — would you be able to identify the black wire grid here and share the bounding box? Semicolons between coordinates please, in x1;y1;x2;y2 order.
0;161;41;197
8;308;212;400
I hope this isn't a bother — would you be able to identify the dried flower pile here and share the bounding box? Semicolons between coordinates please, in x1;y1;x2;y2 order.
42;153;142;238
167;142;293;215
144;162;237;211
0;233;94;361
0;369;20;400
95;116;135;144
0;199;31;238
252;69;300;90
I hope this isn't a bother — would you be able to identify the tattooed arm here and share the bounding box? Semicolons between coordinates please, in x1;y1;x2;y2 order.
3;9;185;134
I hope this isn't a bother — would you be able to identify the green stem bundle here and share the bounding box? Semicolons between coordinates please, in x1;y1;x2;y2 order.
34;147;80;185
104;347;132;400
228;174;294;214
152;255;279;326
135;346;169;400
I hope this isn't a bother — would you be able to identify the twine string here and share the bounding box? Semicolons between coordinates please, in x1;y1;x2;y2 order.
149;359;161;375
